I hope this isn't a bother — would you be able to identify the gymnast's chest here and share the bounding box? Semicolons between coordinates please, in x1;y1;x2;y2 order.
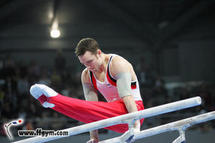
94;72;106;83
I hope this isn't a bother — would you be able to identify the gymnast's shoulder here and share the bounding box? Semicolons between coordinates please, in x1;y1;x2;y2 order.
109;54;132;75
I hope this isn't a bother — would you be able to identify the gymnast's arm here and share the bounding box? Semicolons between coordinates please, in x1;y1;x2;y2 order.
111;56;140;131
81;69;99;143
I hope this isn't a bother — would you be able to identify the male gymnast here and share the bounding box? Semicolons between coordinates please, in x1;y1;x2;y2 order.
30;38;144;143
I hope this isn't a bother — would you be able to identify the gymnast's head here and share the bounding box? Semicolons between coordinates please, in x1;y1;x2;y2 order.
75;38;103;72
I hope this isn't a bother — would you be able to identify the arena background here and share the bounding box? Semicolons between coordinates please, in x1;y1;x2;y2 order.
0;0;215;142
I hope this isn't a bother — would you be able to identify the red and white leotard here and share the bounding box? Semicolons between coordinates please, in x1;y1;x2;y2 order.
89;54;142;102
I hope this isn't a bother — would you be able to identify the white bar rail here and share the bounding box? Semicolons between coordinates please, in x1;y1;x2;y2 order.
13;96;201;143
100;111;215;143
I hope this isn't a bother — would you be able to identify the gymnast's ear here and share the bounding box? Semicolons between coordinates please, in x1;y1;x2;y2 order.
97;49;102;55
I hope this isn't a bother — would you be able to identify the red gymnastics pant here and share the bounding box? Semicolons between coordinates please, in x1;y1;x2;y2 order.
34;89;144;133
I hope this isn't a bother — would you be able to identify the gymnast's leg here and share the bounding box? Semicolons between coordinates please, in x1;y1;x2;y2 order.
30;84;144;133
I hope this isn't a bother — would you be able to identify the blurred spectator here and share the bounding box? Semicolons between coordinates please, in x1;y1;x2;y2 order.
198;83;215;111
2;102;14;119
179;87;189;99
25;121;34;130
61;85;71;97
0;86;5;117
138;57;155;88
50;70;62;91
17;75;29;96
28;60;41;83
152;76;168;105
1;56;17;102
2;55;16;79
54;49;66;75
38;67;51;86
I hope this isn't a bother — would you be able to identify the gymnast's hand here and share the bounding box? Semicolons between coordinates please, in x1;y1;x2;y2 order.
86;138;99;143
30;84;58;108
133;120;141;133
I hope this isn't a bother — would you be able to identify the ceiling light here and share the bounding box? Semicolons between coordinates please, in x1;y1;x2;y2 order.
50;28;61;38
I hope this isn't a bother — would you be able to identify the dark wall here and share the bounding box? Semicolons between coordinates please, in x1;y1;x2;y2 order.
179;41;215;82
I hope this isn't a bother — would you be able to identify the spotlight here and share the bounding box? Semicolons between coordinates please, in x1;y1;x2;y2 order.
50;28;61;38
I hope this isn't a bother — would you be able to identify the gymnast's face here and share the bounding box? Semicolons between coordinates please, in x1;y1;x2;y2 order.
78;50;103;72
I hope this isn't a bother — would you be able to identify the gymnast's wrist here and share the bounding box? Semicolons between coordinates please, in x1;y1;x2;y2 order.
90;130;99;141
134;120;140;132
